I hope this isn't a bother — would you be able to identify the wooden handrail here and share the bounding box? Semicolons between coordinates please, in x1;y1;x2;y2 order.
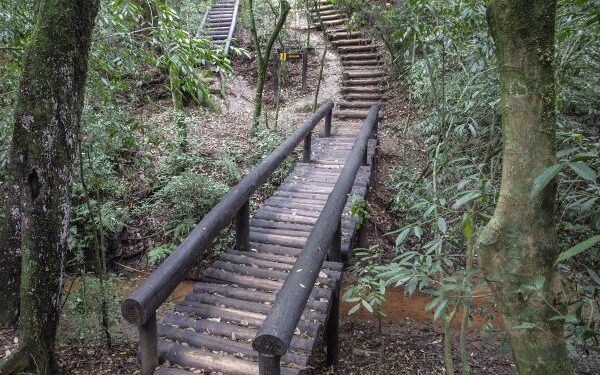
224;0;241;54
252;104;379;372
122;101;334;374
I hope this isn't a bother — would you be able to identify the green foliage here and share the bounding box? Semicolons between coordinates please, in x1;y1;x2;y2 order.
62;275;121;342
343;246;387;317
249;127;295;189
335;0;600;359
152;170;228;235
349;196;371;230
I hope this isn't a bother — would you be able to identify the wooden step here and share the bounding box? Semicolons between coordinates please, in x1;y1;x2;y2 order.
338;45;377;54
319;13;344;21
342;59;383;67
344;93;383;101
334;110;371;119
333;38;372;47
157;341;302;375
343;70;385;79
338;101;379;109
310;5;335;12
328;31;362;40
341;86;383;94
342;78;383;86
341;53;381;61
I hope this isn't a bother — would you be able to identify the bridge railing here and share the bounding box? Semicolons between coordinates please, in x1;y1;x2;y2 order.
252;104;379;374
121;101;334;375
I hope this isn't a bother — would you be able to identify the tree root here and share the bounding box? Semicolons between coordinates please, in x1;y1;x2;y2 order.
0;345;29;375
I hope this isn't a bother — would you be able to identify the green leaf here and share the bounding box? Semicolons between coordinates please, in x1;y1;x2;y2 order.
567;161;597;182
348;304;360;316
425;297;440;311
513;322;536;330
461;214;474;240
533;275;545;290
530;164;563;197
433;298;448;320
452;190;481;209
361;299;374;313
395;227;411;246
555;235;600;264
437;217;447;234
413;226;423;239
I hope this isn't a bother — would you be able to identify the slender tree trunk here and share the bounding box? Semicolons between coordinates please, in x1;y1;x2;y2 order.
247;0;290;132
0;0;100;373
477;1;571;373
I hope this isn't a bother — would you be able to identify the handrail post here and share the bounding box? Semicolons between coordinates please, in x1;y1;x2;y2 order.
328;221;341;262
370;114;378;139
302;132;312;162
324;109;332;137
139;312;158;375
259;353;281;375
236;199;250;251
326;285;340;367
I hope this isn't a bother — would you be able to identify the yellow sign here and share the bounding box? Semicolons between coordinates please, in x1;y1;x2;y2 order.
279;52;302;61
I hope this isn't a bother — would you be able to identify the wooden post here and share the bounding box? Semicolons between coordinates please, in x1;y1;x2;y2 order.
273;50;281;95
301;48;308;91
139;312;158;375
259;353;281;375
370;114;378;139
302;132;312;162
236;200;250;251
327;223;341;366
326;286;340;367
328;222;341;262
324;109;332;137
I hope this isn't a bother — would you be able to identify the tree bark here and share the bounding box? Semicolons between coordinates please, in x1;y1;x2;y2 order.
0;0;100;373
247;0;290;132
478;1;571;374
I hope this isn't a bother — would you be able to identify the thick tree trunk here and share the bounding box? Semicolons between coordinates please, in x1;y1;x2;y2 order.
247;0;290;132
0;0;100;373
478;1;571;374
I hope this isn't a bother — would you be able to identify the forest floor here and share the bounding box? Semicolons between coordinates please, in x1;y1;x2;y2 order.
2;16;600;375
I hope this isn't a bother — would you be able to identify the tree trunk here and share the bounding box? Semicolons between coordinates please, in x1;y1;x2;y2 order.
478;1;571;373
0;0;100;373
247;0;290;132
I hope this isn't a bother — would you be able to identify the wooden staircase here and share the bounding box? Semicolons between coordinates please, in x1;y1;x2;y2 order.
200;0;241;53
311;1;386;121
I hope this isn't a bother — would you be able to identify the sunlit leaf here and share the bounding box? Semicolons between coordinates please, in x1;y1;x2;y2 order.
530;164;563;197
555;235;600;264
567;161;597;182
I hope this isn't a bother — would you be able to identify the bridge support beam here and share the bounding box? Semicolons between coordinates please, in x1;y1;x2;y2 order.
139;312;158;375
258;353;281;375
236;200;250;250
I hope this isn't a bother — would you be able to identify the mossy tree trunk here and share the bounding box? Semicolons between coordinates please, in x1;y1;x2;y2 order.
247;0;290;132
477;1;571;373
0;0;100;373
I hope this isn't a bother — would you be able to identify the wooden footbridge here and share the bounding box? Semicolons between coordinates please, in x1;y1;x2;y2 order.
122;2;385;374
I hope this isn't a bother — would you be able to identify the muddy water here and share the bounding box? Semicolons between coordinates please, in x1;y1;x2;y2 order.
340;286;501;330
63;275;195;304
66;276;499;330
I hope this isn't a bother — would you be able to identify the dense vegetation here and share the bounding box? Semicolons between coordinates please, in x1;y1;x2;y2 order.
0;0;296;352
337;0;599;372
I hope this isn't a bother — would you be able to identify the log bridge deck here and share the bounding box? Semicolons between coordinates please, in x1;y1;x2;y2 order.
123;2;385;374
